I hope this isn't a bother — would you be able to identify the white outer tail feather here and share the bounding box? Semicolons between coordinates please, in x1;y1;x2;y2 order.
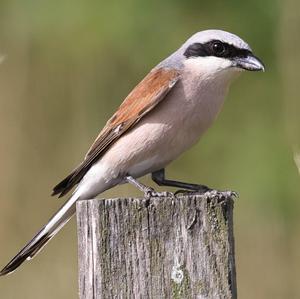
0;194;79;276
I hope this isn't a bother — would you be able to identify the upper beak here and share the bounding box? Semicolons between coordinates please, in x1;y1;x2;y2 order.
233;54;265;72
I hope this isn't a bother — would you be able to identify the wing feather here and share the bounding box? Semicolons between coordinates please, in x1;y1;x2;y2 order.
52;67;181;197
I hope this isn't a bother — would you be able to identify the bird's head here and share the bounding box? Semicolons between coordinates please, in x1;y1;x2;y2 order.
179;30;265;81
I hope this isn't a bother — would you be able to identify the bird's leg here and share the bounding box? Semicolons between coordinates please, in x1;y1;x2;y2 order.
152;169;212;194
125;175;174;198
152;169;238;198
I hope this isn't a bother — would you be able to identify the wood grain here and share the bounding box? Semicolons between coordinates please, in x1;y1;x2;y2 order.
76;192;236;299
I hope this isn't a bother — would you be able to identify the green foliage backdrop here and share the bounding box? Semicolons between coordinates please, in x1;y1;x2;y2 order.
0;0;299;298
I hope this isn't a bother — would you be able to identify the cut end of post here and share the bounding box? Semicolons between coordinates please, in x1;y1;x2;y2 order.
76;191;237;299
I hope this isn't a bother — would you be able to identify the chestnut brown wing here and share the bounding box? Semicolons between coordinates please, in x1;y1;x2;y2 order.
52;68;181;197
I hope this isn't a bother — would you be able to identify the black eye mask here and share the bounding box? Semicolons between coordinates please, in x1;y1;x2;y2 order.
184;40;252;60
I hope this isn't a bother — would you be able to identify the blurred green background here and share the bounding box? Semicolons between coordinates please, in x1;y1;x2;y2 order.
0;0;299;298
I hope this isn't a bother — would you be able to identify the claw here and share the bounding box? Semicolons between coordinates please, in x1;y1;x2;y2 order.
204;189;238;202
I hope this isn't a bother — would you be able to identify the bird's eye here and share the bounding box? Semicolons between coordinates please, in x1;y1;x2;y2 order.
212;41;226;55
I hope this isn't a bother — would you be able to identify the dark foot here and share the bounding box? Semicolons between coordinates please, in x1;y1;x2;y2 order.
174;185;212;196
152;169;213;195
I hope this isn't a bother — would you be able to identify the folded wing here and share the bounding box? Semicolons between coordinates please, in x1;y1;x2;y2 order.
52;67;181;197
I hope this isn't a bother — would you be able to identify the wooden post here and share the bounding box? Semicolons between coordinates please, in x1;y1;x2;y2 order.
76;192;237;299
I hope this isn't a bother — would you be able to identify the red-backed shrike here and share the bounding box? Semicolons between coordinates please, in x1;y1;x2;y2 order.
0;29;264;276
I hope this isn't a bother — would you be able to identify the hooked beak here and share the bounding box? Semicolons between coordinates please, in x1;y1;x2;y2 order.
233;53;265;72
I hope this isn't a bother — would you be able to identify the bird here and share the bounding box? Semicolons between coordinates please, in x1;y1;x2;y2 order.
0;29;265;276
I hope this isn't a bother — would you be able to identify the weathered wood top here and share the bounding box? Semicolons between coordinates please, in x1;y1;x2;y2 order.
77;191;236;299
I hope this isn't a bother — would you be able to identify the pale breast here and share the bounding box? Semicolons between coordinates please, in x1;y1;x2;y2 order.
100;69;230;179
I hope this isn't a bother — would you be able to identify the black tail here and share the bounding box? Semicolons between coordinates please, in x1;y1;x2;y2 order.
0;232;51;276
52;162;88;198
0;195;77;276
52;171;76;198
